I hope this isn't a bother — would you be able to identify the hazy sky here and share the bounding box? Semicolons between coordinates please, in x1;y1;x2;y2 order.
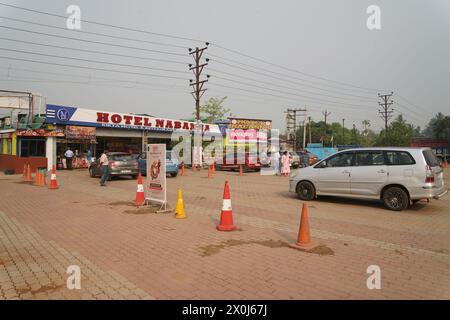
0;0;449;131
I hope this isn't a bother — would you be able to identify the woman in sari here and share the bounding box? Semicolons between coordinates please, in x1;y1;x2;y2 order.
281;151;291;176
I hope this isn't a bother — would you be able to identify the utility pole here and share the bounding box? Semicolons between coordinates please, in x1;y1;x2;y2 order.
321;110;331;147
189;43;210;170
352;124;357;144
308;116;312;145
378;92;394;140
342;118;345;145
322;110;331;126
285;108;307;150
189;43;210;121
362;120;370;147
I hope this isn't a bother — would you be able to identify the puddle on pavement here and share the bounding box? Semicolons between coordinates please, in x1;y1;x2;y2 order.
17;284;63;296
123;207;159;214
198;239;290;257
109;201;136;207
307;244;334;256
433;248;449;255
198;239;334;257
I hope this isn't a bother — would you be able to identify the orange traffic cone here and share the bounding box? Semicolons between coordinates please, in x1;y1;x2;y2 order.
22;164;27;180
238;164;244;176
443;160;448;169
34;169;40;186
25;164;32;182
217;180;237;231
290;203;315;250
39;170;45;186
135;172;145;206
212;162;216;174
49;165;58;189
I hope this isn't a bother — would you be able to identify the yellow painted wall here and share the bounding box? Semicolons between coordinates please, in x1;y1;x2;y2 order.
12;133;17;156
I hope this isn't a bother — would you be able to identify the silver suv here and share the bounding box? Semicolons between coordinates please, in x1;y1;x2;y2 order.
289;148;447;211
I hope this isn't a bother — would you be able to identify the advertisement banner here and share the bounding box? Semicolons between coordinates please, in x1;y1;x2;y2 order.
229;118;272;130
46;104;220;133
16;129;65;137
146;144;166;204
65;126;96;140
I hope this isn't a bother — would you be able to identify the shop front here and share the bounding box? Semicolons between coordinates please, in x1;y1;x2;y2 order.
44;104;220;169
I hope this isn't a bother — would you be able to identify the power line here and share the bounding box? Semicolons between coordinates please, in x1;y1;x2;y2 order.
0;56;188;80
210;75;376;108
0;47;190;75
0;15;188;49
0;25;188;57
0;2;388;96
0;65;187;89
0;2;205;43
209;58;380;100
208;83;375;111
208;54;380;97
0;75;190;94
209;67;377;103
0;37;190;65
210;43;388;94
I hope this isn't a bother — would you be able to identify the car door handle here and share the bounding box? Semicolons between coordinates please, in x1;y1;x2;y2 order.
342;170;350;174
377;169;386;174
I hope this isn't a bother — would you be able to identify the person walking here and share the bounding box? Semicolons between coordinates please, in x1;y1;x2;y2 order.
64;147;74;170
86;149;92;166
281;151;291;177
99;150;110;186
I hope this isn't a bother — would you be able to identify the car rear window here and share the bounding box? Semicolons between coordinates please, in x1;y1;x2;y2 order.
386;151;415;165
110;154;133;161
422;150;440;167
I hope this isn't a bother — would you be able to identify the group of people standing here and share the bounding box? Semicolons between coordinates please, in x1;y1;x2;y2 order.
273;150;291;176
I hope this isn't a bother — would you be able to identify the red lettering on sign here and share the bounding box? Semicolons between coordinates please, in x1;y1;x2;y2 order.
97;112;109;123
182;122;190;130
123;115;133;125
203;125;210;132
134;117;143;126
190;123;195;130
144;117;152;127
155;119;165;128
174;121;182;129
165;120;173;129
111;114;122;124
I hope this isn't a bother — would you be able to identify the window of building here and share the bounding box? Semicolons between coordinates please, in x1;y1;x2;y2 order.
20;138;45;157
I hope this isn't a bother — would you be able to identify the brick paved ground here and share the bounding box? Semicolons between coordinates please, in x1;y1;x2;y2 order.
0;168;449;300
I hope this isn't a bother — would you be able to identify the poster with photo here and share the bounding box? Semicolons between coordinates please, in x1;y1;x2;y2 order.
146;144;166;204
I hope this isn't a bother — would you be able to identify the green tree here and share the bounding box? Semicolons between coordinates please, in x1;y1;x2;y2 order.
423;113;450;139
374;114;418;146
194;97;231;123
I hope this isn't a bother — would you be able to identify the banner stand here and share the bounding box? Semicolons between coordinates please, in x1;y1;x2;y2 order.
146;144;172;214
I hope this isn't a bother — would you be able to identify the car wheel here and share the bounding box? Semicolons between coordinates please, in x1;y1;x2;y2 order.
382;187;409;211
170;172;178;177
89;167;95;178
296;181;315;201
132;175;138;179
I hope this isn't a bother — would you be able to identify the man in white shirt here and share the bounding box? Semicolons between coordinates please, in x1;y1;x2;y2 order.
64;148;74;170
99;150;110;186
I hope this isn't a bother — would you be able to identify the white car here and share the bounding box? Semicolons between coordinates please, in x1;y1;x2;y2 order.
289;147;447;211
